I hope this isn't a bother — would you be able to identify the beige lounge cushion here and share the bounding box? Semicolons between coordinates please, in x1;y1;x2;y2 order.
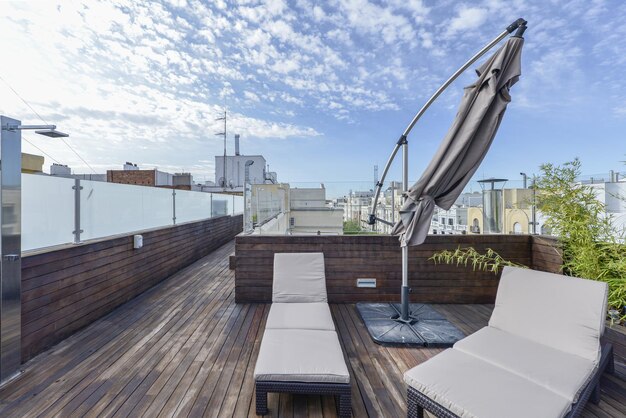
254;329;349;384
454;326;595;403
266;303;335;331
273;253;327;303
404;348;571;418
489;266;607;363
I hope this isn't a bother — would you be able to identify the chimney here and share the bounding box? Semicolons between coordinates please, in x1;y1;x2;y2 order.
609;170;615;183
235;134;240;156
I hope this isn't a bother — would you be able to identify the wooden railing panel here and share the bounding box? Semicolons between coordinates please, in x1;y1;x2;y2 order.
20;215;243;361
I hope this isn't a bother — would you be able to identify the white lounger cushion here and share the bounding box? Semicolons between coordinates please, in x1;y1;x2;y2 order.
454;326;595;403
266;303;335;331
273;253;327;303
489;266;607;363
404;349;571;418
254;329;350;384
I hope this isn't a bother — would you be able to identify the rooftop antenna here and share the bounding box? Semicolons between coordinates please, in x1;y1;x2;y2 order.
215;110;227;187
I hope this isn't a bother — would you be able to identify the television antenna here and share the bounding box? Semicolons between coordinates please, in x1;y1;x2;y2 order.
215;110;227;187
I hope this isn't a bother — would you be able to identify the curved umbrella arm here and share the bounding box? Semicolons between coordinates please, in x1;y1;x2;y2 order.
367;18;527;226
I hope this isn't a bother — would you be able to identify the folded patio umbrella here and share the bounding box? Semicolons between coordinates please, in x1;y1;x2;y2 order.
391;36;524;247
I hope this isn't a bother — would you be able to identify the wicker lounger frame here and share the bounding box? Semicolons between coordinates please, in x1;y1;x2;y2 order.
256;380;351;417
407;343;614;418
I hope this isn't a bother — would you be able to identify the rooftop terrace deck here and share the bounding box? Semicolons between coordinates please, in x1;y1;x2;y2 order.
0;241;624;417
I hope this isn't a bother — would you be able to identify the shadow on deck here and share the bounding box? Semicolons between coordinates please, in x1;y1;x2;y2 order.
0;241;624;417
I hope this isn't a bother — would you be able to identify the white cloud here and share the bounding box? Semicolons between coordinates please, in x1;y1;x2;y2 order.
3;0;621;181
244;90;260;102
446;6;488;36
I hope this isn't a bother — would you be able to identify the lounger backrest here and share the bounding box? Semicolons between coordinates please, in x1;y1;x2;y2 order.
273;253;327;303
489;266;608;363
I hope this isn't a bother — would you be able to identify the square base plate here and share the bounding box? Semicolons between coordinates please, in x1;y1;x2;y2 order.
356;302;464;347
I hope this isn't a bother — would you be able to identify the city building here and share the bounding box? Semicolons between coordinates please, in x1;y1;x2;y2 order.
289;187;343;235
588;170;626;233
431;205;468;235
250;184;343;235
107;162;174;187
212;154;275;192
207;134;277;194
345;190;375;224
22;153;44;174
50;163;107;181
466;186;536;235
370;183;403;234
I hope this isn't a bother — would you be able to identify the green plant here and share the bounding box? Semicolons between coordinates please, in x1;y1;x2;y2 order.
536;159;626;318
343;220;362;234
430;247;527;274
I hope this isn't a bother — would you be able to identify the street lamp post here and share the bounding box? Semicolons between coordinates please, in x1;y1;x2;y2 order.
0;116;68;385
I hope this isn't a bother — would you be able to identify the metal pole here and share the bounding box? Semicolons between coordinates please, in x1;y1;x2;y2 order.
532;174;537;235
368;20;525;224
391;182;395;227
72;179;83;244
400;140;410;322
172;189;177;225
0;116;22;384
223;112;227;188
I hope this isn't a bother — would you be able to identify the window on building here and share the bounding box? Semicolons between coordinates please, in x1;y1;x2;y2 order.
440;217;445;224
541;224;552;235
290;217;295;226
513;222;522;234
472;218;480;233
433;230;438;234
448;218;454;226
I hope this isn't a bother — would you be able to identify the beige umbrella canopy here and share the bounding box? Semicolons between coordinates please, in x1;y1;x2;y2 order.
391;36;524;247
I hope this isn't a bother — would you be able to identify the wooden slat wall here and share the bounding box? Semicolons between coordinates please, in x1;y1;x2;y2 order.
530;235;563;273
20;214;243;361
234;234;532;304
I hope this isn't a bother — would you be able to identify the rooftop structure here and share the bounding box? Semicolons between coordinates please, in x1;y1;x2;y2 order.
250;184;343;235
0;237;622;417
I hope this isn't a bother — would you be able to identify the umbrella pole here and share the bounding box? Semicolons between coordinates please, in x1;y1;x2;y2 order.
400;136;410;322
401;247;410;321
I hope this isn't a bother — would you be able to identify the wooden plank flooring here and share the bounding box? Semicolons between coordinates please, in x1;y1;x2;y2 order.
0;240;624;417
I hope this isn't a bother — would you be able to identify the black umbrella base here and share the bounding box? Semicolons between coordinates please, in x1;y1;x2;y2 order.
356;302;465;347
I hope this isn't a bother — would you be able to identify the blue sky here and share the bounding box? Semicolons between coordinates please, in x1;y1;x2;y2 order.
1;0;625;195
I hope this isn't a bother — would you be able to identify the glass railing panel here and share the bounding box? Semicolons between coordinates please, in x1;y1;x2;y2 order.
22;174;75;250
175;189;212;223
80;180;173;240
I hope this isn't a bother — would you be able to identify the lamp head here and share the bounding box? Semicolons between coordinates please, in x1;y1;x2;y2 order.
35;129;69;138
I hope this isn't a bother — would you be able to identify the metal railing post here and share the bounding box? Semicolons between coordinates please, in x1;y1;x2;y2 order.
172;189;177;225
72;179;83;244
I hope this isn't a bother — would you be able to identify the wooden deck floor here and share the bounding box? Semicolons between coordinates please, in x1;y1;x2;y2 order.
1;241;624;418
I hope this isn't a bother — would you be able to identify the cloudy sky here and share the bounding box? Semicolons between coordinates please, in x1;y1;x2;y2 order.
1;0;625;193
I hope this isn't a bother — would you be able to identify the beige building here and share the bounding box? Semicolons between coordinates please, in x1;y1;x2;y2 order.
22;153;44;173
467;188;535;234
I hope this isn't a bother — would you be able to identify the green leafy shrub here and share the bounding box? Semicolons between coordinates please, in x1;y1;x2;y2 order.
343;220;362;234
537;159;626;318
430;247;527;274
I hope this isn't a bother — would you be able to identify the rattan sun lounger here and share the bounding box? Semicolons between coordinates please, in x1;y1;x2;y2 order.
405;267;614;418
254;253;351;417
